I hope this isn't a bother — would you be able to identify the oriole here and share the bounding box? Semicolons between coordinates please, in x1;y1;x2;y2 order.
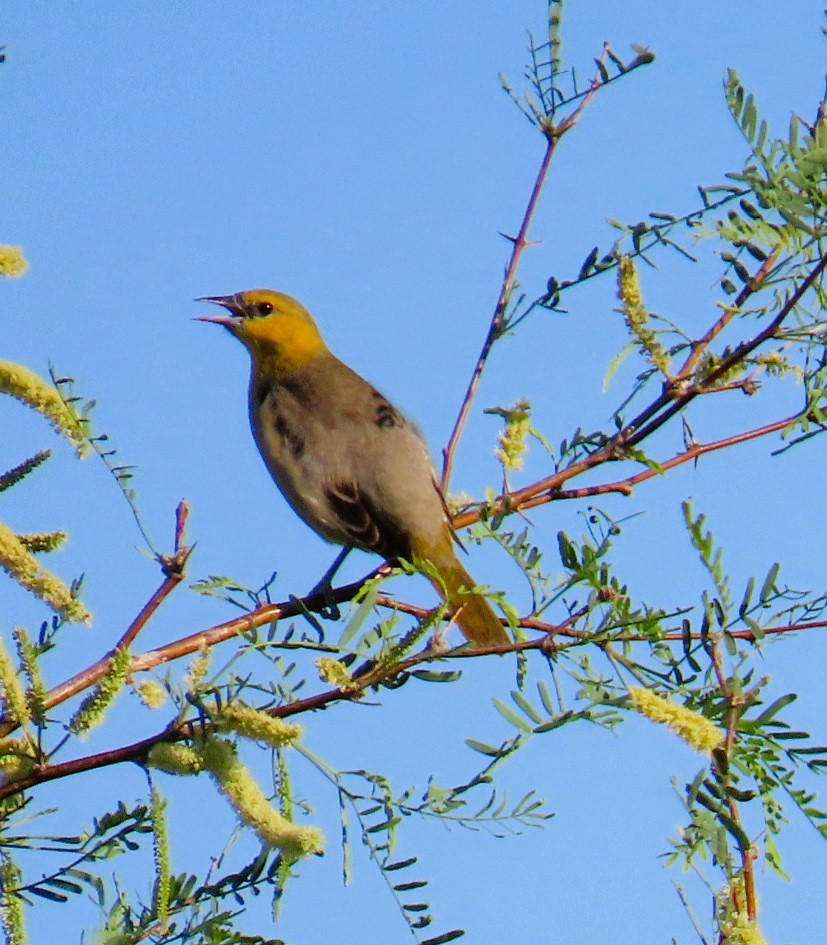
197;289;507;647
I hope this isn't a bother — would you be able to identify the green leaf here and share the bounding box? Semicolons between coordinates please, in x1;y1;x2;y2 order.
394;880;428;892
422;930;466;945
44;877;83;895
411;670;462;683
537;680;557;717
743;615;765;639
366;817;399;835
28;886;68;902
759;563;781;603
338;584;379;649
384;857;418;872
750;692;797;727
511;690;543;725
464;739;504;758
602;342;635;392
738;577;755;618
493;698;533;732
718;811;752;852
686;768;707;805
557;531;578;569
578;246;599;280
533;712;573;734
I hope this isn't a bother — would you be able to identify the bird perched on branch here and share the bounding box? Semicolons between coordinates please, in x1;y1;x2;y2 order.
196;289;507;647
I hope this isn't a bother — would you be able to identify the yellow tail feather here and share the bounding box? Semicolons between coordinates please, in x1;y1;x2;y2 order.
425;555;509;647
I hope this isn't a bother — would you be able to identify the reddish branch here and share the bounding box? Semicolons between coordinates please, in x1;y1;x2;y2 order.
521;411;800;504
575;246;788;456
2;602;825;800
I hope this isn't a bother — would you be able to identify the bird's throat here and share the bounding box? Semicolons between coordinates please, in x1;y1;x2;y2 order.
243;313;327;375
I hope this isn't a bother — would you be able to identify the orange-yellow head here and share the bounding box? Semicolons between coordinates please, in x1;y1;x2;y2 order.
196;289;327;373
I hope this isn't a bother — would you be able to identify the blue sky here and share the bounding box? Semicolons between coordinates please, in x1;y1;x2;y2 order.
2;2;827;943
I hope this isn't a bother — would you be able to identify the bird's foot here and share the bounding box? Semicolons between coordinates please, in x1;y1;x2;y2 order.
306;547;353;620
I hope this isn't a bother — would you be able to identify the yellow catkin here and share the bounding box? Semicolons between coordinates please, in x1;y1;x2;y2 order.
67;647;131;736
199;736;323;861
0;246;28;279
495;398;532;471
718;878;766;945
315;656;360;692
0;635;30;727
147;742;204;776
17;531;67;553
0;851;25;945
0;450;51;493
722;917;769;945
13;627;46;723
617;256;671;373
134;679;168;709
215;703;302;748
0;738;36;783
184;648;211;693
150;786;170;930
0;361;87;454
618;255;644;311
0;521;91;623
628;686;724;754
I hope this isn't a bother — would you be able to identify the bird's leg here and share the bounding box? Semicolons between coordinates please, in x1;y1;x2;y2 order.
307;546;352;619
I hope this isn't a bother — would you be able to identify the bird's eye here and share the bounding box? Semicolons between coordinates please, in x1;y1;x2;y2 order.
254;301;274;316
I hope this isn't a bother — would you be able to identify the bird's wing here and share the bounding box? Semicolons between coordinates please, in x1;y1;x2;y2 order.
325;480;412;561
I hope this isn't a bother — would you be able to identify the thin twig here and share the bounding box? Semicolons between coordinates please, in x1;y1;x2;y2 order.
533;412;799;503
441;135;556;491
441;45;614;491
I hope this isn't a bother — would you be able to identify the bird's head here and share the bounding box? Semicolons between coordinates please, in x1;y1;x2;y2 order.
196;289;326;371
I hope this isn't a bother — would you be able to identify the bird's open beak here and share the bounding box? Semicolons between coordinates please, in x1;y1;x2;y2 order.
194;294;243;328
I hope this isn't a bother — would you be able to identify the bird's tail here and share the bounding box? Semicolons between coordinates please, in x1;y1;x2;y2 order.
425;554;509;647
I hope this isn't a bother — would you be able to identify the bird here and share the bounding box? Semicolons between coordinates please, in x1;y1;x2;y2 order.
196;288;508;647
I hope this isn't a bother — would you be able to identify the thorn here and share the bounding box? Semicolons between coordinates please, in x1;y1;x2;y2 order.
497;232;542;248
